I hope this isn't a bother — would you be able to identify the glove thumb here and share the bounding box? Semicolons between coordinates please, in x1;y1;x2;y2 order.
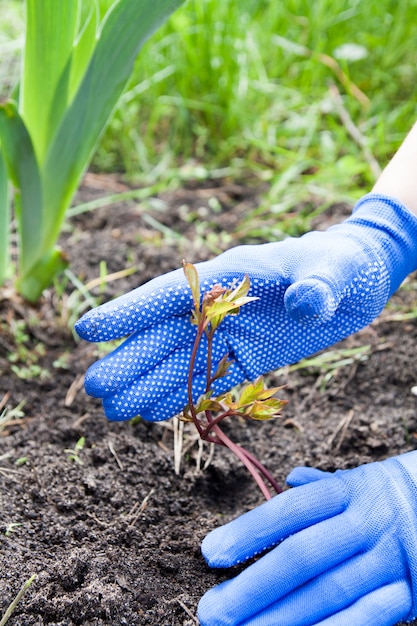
284;278;339;324
286;466;333;487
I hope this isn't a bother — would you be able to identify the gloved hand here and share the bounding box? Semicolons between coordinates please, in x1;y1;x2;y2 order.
198;451;417;626
75;193;417;421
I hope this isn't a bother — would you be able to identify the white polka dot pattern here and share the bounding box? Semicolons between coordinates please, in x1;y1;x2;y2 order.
75;193;417;422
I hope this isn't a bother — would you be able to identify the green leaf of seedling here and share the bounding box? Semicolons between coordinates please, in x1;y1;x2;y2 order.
65;435;86;464
183;260;200;313
216;391;236;410
0;102;43;275
239;376;265;406
203;275;259;331
226;274;251;301
180;407;194;422
196;398;225;414
75;436;85;452
205;299;244;330
239;377;286;407
211;353;234;382
244;398;287;421
255;387;286;400
228;295;259;309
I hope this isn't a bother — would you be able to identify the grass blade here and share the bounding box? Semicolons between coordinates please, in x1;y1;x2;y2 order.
0;147;9;285
0;574;37;626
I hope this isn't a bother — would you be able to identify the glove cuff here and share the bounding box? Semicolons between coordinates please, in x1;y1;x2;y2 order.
349;193;417;296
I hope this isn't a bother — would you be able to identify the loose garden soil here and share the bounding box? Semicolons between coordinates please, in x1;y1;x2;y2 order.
1;174;417;625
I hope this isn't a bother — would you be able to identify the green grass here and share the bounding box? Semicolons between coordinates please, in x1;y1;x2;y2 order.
0;2;23;98
92;0;417;226
1;0;417;237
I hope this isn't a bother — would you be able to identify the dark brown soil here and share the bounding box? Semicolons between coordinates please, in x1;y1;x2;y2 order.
1;174;417;625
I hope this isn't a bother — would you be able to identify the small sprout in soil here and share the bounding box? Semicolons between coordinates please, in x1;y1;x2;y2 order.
65;436;86;465
3;522;23;537
3;318;50;381
52;352;72;370
15;457;28;466
0;398;26;434
182;261;287;500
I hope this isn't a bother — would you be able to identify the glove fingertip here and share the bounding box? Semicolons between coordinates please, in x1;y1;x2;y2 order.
284;279;338;324
102;397;139;421
197;586;226;626
83;372;100;397
74;314;97;341
286;466;331;487
83;360;109;398
201;526;249;569
201;532;231;568
75;309;116;342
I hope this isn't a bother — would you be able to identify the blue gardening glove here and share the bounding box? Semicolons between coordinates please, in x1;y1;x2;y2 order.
75;194;417;421
198;451;417;626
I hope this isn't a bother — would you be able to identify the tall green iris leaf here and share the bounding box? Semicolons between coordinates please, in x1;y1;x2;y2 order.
0;0;184;302
42;0;184;252
20;1;78;164
0;102;43;275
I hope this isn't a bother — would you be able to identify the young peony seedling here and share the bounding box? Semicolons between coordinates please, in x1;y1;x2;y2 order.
182;261;287;500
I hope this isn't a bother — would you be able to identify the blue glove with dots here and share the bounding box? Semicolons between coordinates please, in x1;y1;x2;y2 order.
75;193;417;421
198;451;417;626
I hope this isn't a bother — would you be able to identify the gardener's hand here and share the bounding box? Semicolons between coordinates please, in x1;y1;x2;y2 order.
198;451;417;626
75;193;417;421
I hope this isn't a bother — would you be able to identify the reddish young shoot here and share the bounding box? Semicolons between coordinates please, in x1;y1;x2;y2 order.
182;261;287;500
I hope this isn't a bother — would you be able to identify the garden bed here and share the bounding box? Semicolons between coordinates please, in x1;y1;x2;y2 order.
1;175;417;625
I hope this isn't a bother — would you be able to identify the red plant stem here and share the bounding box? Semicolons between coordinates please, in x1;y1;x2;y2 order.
187;324;205;438
201;408;234;433
210;423;272;500
205;328;214;397
202;416;281;495
186;307;279;500
239;447;282;494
